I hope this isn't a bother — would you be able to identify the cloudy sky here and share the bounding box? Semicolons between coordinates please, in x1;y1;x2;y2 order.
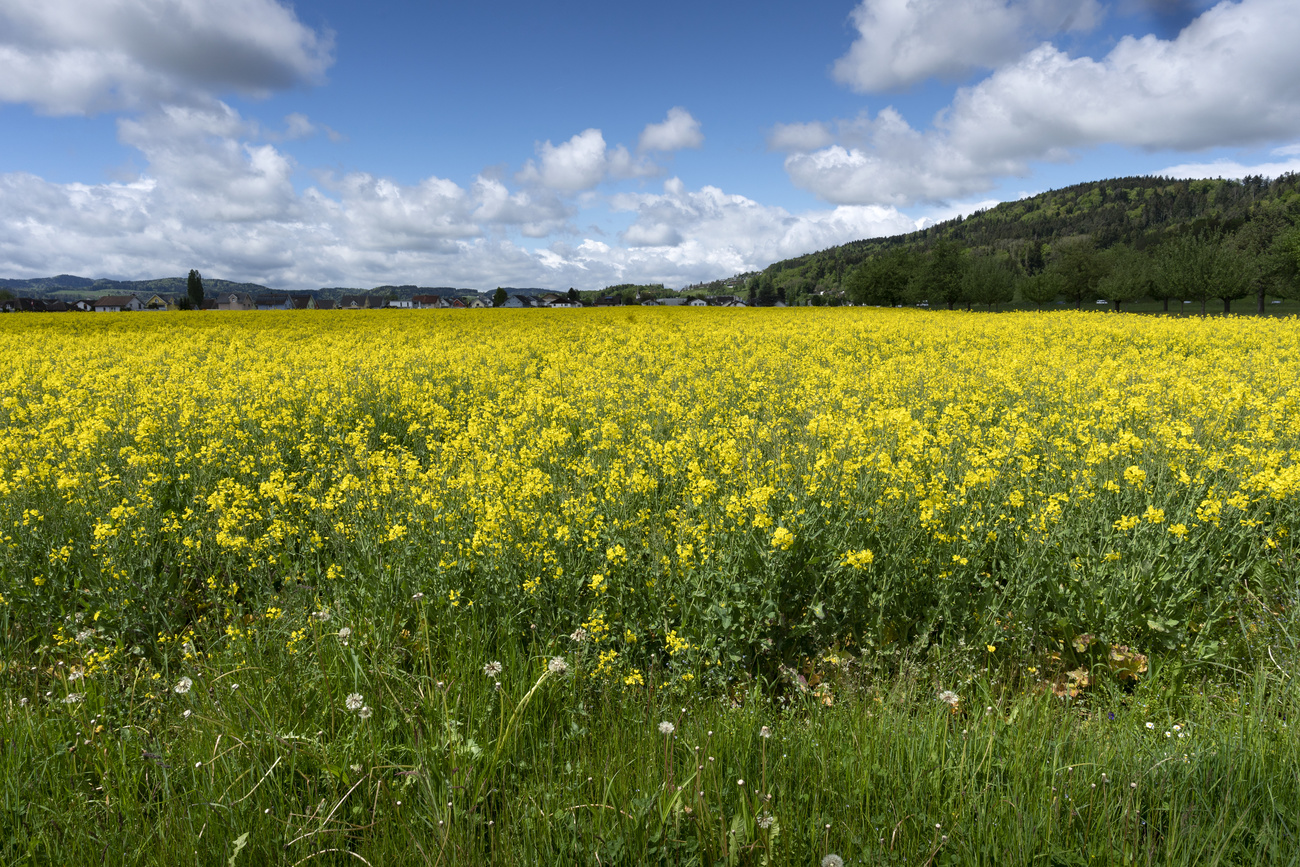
2;0;1299;291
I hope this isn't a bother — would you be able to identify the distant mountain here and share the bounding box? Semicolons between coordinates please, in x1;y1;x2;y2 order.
0;275;276;300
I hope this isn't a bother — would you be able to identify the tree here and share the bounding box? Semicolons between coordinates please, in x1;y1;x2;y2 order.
962;254;1015;310
845;248;918;307
1154;232;1246;315
1095;245;1151;312
492;287;507;307
1049;236;1107;309
1231;212;1287;314
1019;271;1063;308
914;240;967;309
567;287;579;305
187;269;204;309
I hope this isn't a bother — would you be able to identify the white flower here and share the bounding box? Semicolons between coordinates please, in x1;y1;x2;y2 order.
822;855;844;867
547;656;568;675
68;666;85;681
75;629;94;643
311;609;331;622
183;709;193;719
174;676;193;695
338;627;352;643
63;693;84;704
411;592;425;600
658;721;675;735
346;693;364;711
759;725;772;738
757;812;775;829
937;689;960;707
350;763;363;773
1146;722;1155;730
358;706;372;720
569;627;588;642
483;661;503;678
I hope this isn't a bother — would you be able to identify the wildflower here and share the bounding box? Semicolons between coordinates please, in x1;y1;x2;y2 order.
338;627;351;644
75;629;94;643
569;627;588;642
757;812;775;829
483;661;503;678
658;721;675;735
346;693;364;711
937;689;960;708
822;856;844;867
350;764;363;773
760;725;772;738
311;609;331;622
183;709;192;719
174;676;192;694
412;592;424;600
547;656;568;675
63;693;84;704
358;706;372;720
1145;721;1155;730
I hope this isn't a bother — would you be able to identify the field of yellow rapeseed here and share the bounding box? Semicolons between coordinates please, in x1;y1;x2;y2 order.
1;309;1297;685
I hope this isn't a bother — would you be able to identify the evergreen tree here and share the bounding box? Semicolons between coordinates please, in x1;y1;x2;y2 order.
492;287;507;307
187;269;204;309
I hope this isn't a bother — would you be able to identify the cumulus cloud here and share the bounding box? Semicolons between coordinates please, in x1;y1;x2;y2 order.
608;177;917;277
0;109;921;291
1158;146;1300;180
832;0;1102;92
791;0;1300;206
0;0;333;114
638;107;704;152
517;128;658;192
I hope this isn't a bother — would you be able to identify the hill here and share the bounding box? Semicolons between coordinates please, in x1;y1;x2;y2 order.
0;275;275;301
748;173;1300;309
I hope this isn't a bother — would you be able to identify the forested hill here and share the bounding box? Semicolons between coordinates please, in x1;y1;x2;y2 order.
0;275;273;299
750;173;1300;308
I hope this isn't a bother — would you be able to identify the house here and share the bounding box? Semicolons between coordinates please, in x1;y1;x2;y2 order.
94;294;144;312
73;299;94;312
595;295;621;306
255;294;293;310
44;300;71;312
468;296;490;308
290;294;316;310
688;298;707;306
218;292;256;311
411;294;442;309
656;298;689;306
316;299;335;310
142;294;169;311
445;297;468;309
338;295;371;310
387;298;413;309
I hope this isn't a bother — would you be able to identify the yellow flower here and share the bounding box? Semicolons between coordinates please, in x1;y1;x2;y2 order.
771;527;794;551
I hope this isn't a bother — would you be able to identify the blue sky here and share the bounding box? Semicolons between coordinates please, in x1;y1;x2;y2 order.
2;0;1299;291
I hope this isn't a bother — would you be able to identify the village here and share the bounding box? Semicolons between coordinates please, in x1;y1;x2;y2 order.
0;289;763;313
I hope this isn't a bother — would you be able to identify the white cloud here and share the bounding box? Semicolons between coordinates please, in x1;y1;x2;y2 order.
638;107;704;152
833;0;1101;92
609;177;917;274
1157;155;1300;180
517;128;659;192
767;121;835;153
0;0;333;114
793;0;1300;206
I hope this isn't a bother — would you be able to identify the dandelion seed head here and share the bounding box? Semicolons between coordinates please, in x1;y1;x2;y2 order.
822;854;843;867
345;693;364;711
483;660;503;678
359;706;372;719
547;656;568;675
760;725;772;738
174;676;192;694
658;721;675;735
